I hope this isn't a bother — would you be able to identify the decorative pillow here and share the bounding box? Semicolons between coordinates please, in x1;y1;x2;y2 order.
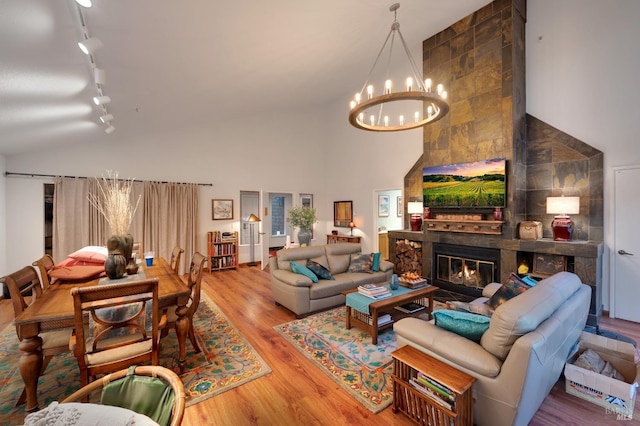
370;252;381;272
486;273;532;310
306;260;334;280
48;265;106;281
434;309;491;342
348;253;373;273
290;261;318;283
445;301;494;317
68;246;108;264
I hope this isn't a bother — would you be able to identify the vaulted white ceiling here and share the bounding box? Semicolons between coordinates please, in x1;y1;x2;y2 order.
0;0;491;156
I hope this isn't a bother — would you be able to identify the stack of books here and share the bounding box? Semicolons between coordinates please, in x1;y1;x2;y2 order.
408;372;456;411
367;313;393;326
358;283;392;299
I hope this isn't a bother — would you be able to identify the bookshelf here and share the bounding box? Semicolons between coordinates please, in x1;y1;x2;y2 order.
207;231;238;272
391;345;475;426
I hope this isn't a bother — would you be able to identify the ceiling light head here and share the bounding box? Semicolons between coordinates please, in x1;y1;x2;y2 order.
93;95;111;105
75;0;92;7
104;125;116;134
99;114;114;123
78;37;103;55
348;3;449;132
94;68;106;85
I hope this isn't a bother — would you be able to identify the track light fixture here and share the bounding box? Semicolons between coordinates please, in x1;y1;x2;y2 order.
104;125;116;134
94;68;106;85
78;37;103;55
99;114;114;123
75;0;92;7
93;95;111;105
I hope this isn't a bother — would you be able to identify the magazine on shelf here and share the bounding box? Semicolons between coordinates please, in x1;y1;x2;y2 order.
416;373;455;401
409;378;453;411
395;302;426;314
367;313;393;326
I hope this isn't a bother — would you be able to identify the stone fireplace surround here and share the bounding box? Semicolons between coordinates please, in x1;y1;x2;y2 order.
392;0;604;327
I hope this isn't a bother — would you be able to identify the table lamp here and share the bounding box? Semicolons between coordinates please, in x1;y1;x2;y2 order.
407;202;423;232
546;196;579;241
349;221;356;236
243;213;261;265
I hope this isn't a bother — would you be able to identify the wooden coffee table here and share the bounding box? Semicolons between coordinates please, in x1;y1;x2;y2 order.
343;285;437;344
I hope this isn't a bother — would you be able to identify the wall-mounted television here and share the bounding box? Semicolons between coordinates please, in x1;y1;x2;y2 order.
423;158;506;208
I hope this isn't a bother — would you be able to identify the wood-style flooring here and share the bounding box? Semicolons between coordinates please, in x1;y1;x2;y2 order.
1;265;639;425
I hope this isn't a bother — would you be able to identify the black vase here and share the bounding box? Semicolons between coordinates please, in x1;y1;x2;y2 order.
105;234;134;279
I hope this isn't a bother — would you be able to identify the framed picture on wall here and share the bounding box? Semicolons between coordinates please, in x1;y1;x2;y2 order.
378;195;390;217
212;199;233;220
397;196;403;217
300;193;313;208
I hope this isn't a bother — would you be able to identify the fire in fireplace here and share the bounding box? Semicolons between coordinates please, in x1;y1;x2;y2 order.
432;243;500;298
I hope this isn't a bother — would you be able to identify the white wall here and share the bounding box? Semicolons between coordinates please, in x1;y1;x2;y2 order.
526;0;640;309
3;1;639;311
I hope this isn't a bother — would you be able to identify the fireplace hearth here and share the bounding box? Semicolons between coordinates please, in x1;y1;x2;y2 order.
432;243;500;299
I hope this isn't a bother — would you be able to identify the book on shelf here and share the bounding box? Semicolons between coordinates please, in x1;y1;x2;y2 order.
395;302;426;314
416;372;455;401
409;378;454;411
367;313;393;326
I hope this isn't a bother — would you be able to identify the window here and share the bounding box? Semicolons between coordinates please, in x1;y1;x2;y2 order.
240;190;260;245
271;196;285;236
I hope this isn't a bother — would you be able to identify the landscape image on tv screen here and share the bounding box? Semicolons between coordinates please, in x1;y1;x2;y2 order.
423;158;506;208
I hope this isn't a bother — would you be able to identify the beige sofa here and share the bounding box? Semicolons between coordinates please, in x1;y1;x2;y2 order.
394;271;591;426
269;243;394;317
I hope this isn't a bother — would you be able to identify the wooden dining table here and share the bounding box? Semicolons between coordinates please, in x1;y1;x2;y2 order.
13;257;191;412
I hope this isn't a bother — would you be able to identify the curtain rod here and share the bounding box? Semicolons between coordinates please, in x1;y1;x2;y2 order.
3;171;213;187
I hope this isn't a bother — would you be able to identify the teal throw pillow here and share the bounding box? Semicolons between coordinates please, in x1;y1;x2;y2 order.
370;252;381;272
433;309;491;342
306;259;334;280
290;261;318;283
486;273;532;310
348;253;373;273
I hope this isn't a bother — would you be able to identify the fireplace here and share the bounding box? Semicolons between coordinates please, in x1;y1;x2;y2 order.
432;243;500;299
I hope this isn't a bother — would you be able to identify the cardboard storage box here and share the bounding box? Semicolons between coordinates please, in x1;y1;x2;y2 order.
564;332;639;418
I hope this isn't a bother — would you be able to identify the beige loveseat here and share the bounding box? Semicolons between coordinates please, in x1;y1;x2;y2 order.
394;271;591;426
269;243;394;317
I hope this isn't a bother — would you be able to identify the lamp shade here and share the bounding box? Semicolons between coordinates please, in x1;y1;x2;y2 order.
407;202;423;214
546;197;580;215
243;213;261;223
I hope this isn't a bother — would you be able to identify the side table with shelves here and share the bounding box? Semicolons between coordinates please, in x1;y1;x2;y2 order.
207;231;238;272
392;345;475;426
326;234;361;244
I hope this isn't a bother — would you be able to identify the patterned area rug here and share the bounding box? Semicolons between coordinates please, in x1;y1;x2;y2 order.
274;307;399;414
0;292;271;424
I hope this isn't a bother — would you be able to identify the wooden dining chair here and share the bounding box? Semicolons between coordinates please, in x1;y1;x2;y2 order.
1;265;73;406
169;246;184;275
161;252;205;353
32;254;56;291
60;365;186;426
70;278;165;387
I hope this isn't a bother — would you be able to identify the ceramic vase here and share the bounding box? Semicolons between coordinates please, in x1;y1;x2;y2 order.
105;234;134;279
298;228;312;247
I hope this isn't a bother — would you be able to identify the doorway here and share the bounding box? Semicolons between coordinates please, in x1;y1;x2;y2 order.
610;165;640;322
374;189;402;260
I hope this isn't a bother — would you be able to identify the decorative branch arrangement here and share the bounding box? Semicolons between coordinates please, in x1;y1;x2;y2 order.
88;171;141;235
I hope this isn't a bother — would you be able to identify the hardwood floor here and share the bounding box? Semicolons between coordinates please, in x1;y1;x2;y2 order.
2;266;639;425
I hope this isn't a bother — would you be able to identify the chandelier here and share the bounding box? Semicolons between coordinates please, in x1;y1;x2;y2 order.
348;3;449;132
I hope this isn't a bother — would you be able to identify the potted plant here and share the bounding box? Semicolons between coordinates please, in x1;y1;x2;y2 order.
288;206;316;246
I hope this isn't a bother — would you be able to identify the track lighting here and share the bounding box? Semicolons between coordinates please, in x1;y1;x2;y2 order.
105;125;116;134
93;95;111;105
94;68;106;85
75;0;92;7
78;37;103;55
99;114;114;123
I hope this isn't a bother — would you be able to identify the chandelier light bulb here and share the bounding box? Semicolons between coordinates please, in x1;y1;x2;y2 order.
406;77;413;91
385;79;392;94
358;112;364;122
370;115;375;126
384;116;389;126
399;115;404;125
437;84;444;95
425;78;432;92
367;85;373;99
350;100;356;109
441;91;447;100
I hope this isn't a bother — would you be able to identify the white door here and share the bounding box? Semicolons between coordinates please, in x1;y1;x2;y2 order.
611;166;640;322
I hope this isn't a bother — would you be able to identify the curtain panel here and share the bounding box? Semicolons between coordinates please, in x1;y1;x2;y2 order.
52;177;199;275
